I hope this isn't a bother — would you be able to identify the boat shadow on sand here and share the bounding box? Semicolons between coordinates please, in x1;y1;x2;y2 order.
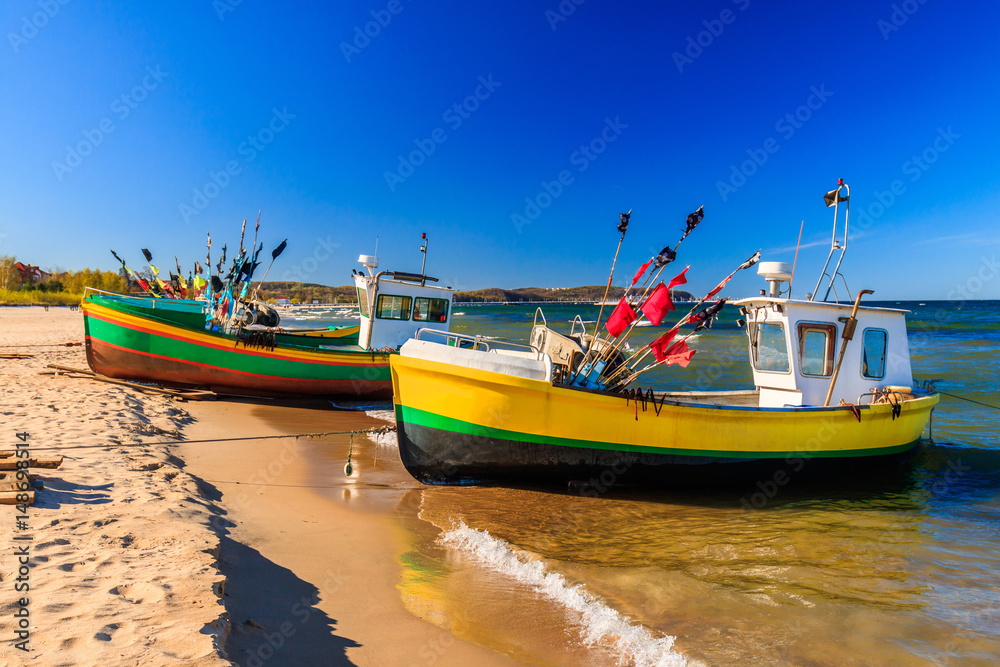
192;475;362;666
488;440;1000;512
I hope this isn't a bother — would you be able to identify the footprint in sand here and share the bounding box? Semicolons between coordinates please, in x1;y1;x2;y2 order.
110;582;167;604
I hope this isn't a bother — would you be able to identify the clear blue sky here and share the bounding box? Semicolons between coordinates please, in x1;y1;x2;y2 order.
2;0;998;299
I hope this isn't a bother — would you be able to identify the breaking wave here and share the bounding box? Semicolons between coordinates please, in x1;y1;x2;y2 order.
439;521;688;667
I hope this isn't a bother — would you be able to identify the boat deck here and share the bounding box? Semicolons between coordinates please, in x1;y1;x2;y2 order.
654;389;760;407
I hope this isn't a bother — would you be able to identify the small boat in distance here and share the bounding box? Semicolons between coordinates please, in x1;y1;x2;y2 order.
389;181;939;485
83;238;453;399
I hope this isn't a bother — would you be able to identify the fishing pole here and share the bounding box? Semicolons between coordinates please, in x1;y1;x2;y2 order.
139;248;173;298
250;239;287;302
570;211;630;384
250;211;261;263
603;250;760;386
609;299;728;387
588;206;705;370
238;217;247;255
110;250;154;296
610;330;700;387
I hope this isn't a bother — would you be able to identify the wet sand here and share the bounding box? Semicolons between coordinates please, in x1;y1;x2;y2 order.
177;398;517;666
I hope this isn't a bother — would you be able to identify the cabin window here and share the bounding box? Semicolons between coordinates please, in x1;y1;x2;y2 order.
356;287;369;318
797;322;837;377
861;328;888;379
413;297;449;323
375;294;411;320
753;322;790;373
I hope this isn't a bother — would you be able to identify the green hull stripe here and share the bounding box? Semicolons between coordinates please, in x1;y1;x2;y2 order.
396;404;918;460
85;311;389;382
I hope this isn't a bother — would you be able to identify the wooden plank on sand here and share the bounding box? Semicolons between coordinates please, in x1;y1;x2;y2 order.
0;457;63;471
0;490;34;505
45;364;217;401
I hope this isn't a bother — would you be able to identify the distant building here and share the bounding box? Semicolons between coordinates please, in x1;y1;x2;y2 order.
14;262;50;284
274;297;291;306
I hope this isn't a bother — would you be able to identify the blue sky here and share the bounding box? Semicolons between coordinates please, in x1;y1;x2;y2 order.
1;0;998;299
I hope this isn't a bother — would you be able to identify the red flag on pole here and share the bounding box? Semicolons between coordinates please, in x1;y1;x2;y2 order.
605;298;638;337
640;268;689;326
706;275;731;299
664;340;696;367
667;267;689;290
649;329;677;362
632;258;654;285
641;283;670;325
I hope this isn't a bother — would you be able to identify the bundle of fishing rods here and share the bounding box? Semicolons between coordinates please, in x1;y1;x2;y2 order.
108;211;288;331
567;207;760;392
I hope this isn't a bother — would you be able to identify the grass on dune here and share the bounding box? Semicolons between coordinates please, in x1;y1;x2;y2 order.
0;289;84;306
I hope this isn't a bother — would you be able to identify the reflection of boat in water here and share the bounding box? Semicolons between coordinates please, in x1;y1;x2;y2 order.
390;181;940;484
83;242;454;399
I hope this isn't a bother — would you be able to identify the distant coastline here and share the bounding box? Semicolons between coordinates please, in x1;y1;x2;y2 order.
257;282;697;306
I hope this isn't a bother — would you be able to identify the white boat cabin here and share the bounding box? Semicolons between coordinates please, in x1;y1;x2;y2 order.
735;293;913;408
353;254;454;351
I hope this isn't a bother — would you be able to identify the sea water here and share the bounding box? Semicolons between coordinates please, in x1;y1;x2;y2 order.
287;301;1000;665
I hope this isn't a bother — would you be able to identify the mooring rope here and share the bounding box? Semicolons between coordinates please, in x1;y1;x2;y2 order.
937;390;1000;411
23;427;394;452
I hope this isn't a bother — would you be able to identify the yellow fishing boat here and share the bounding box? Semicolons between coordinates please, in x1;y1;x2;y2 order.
389;181;939;484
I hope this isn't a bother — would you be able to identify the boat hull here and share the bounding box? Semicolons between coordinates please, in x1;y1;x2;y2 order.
389;354;938;484
83;297;391;398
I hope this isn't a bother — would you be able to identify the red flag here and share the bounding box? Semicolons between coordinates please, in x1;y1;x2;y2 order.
605;298;638;337
649;329;677;362
706;275;731;299
667;267;689;290
632;258;654;285
640;283;670;326
664;340;696;367
640;268;689;326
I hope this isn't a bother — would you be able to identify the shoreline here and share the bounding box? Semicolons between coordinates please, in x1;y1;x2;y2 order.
0;307;516;665
176;398;517;666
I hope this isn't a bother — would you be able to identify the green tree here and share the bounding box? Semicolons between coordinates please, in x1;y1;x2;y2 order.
0;255;17;291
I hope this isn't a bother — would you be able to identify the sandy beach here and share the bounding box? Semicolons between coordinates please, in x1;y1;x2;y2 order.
0;306;514;666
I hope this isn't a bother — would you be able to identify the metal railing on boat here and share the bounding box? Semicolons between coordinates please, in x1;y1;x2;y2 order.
414;327;543;358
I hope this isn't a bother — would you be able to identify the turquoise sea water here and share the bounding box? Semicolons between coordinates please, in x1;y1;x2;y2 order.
284;301;1000;666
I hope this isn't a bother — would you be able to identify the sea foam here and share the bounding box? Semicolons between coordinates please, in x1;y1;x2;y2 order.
439;521;688;667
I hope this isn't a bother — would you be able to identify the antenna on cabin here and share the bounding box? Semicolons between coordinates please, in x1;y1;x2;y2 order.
810;178;852;302
419;233;428;285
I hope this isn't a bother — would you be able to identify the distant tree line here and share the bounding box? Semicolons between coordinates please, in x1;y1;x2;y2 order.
0;255;124;296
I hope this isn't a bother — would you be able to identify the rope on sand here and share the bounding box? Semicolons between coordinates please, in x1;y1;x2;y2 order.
26;426;395;452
